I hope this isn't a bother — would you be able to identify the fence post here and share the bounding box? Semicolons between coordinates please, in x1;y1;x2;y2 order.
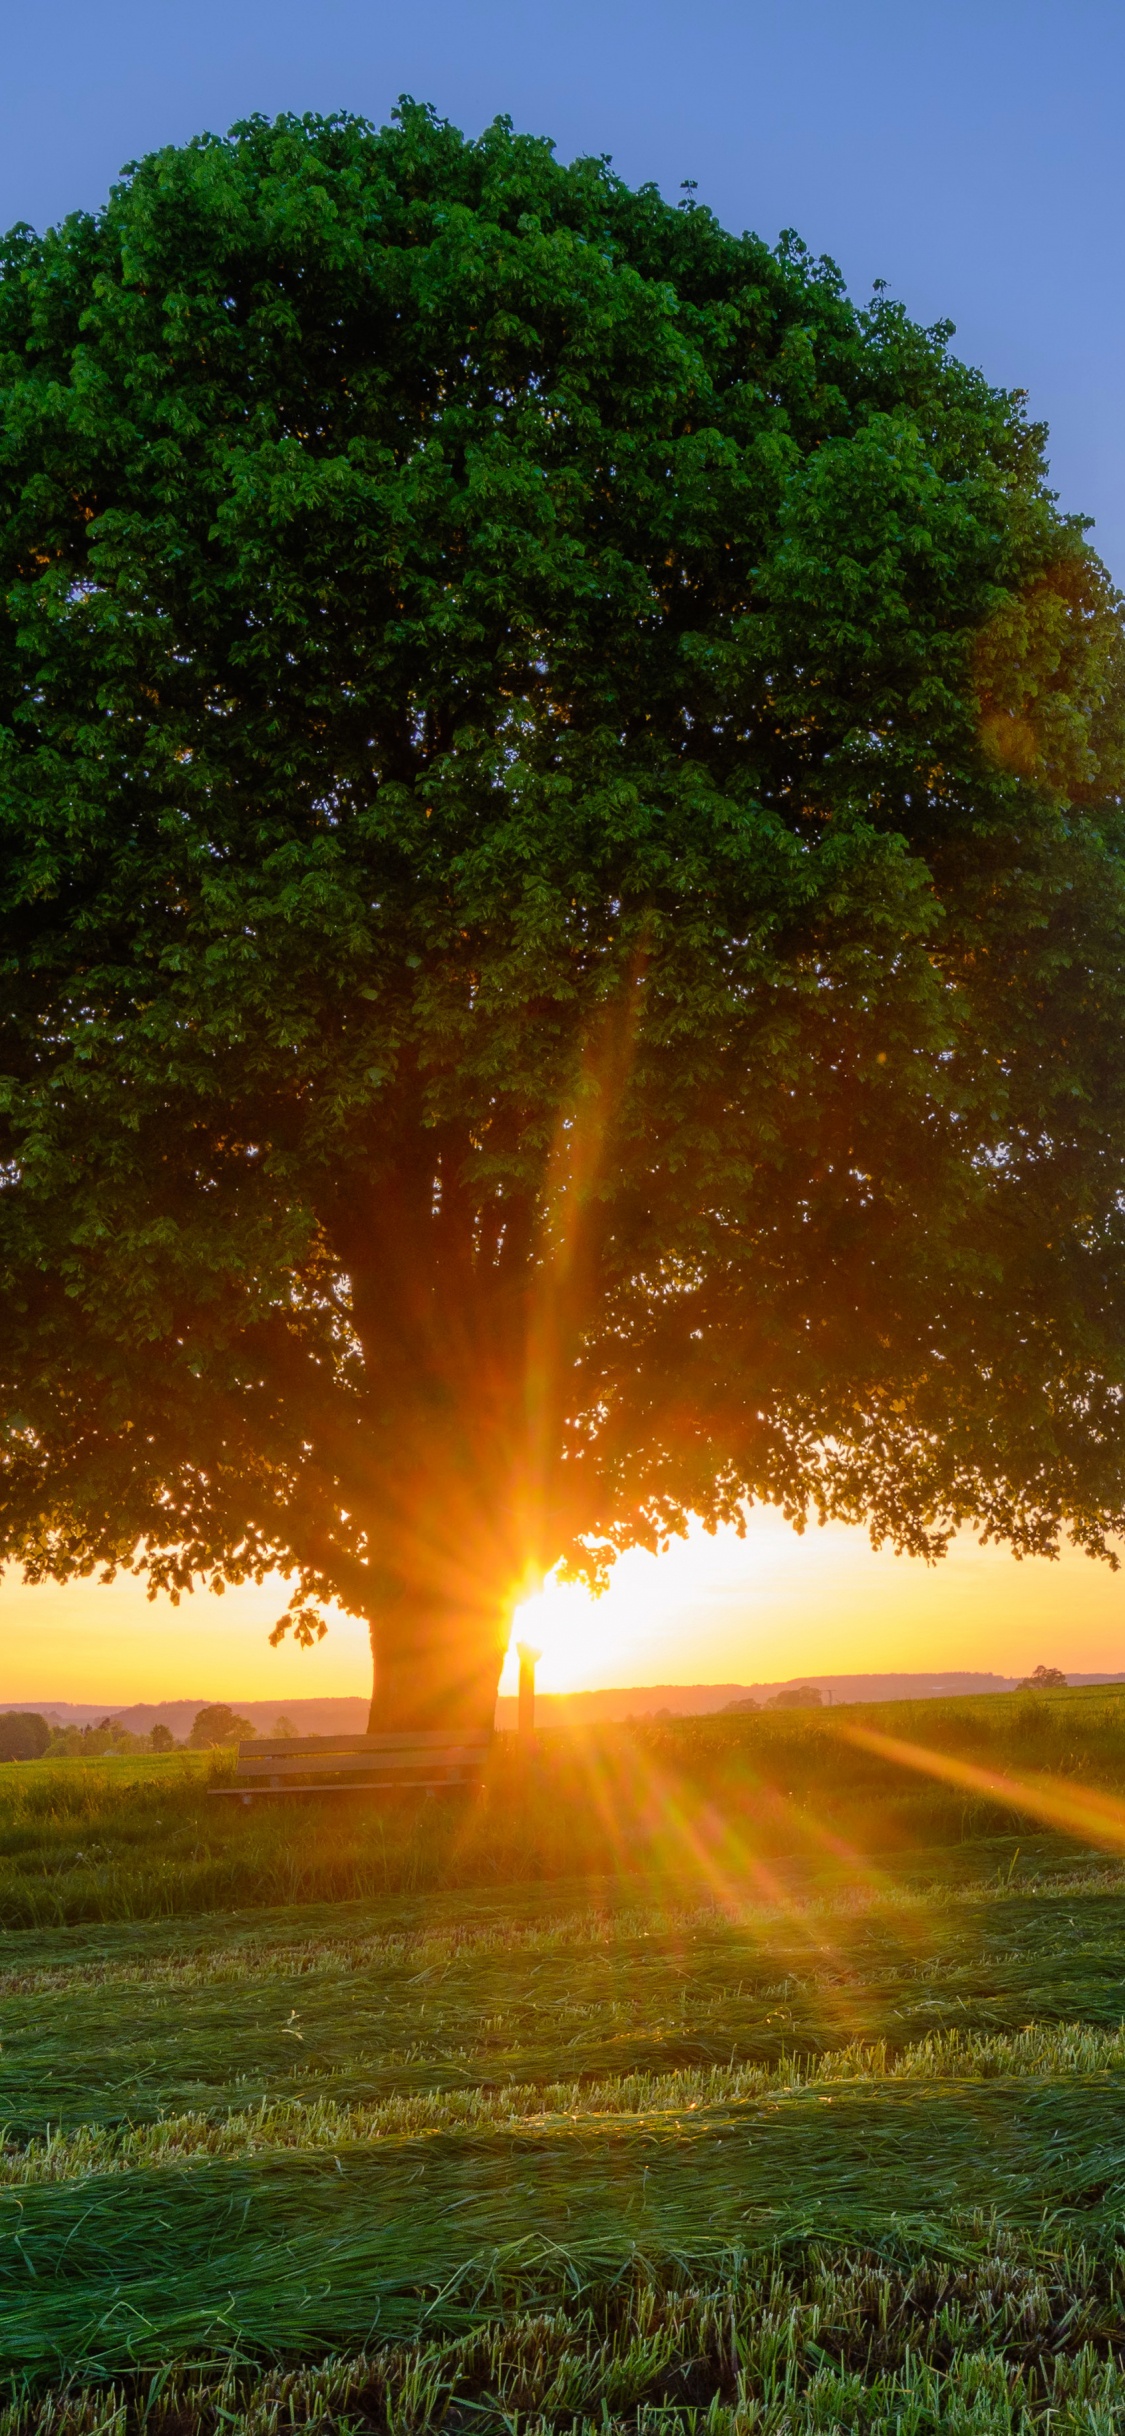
516;1643;541;1752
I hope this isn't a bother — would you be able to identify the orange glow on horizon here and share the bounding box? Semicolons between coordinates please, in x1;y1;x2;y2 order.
2;1505;1124;1706
500;1511;1125;1700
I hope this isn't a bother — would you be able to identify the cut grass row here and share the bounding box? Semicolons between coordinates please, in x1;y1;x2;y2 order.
2;1858;1104;1994
7;1854;1125;2140
8;2230;1125;2435
7;2230;1125;2435
4;1842;1120;1993
6;2018;1125;2184
7;2095;1125;2380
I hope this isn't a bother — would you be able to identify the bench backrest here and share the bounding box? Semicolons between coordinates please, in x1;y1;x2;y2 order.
241;1731;491;1759
233;1728;492;1785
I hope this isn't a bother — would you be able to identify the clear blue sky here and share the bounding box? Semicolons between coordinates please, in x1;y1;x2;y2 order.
3;1;1123;574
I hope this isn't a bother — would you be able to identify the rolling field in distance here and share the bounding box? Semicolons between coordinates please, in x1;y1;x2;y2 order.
5;1686;1125;2427
5;1680;1125;1930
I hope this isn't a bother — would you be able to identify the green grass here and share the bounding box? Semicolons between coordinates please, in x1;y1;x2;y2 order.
5;2088;1125;2374
8;2018;1125;2183
8;2230;1125;2434
7;1693;1125;2421
6;1682;1125;1930
6;1851;1125;2136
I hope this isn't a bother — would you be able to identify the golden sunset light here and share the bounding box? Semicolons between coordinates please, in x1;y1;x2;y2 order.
4;1511;1123;1706
504;1514;1125;1696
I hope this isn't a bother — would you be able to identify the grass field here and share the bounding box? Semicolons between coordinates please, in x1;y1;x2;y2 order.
6;1680;1125;1931
6;1686;1125;2428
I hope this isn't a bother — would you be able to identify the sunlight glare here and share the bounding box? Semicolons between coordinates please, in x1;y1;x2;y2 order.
502;1523;758;1694
504;1575;611;1694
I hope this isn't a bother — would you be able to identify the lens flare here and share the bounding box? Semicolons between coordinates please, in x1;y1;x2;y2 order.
843;1721;1125;1850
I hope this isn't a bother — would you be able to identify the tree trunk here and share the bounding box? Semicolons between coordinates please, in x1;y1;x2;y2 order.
366;1589;509;1735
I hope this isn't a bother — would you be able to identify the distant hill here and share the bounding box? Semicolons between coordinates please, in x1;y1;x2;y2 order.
5;1669;1124;1738
497;1670;1125;1724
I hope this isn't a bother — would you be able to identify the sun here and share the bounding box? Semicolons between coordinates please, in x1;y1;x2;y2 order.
501;1524;748;1695
504;1575;616;1695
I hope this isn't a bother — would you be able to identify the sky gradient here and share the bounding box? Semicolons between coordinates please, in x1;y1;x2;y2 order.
2;1;1123;1699
2;1521;1120;1708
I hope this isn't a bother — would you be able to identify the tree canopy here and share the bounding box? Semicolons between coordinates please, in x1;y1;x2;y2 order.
188;1704;254;1748
0;1712;50;1762
2;104;1125;1727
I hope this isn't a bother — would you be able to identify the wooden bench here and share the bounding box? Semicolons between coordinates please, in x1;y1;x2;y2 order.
210;1728;492;1803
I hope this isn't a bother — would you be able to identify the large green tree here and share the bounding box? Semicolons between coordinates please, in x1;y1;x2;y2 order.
2;106;1125;1730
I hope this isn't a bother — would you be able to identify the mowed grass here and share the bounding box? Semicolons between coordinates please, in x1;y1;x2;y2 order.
6;1690;1125;2422
12;2234;1125;2436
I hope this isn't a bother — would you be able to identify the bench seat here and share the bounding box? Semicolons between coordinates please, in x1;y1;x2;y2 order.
210;1728;492;1801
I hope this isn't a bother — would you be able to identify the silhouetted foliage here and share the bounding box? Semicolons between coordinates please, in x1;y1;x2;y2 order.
189;1704;254;1749
0;1710;49;1760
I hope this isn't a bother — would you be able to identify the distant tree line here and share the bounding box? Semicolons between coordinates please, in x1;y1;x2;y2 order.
0;1703;296;1759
